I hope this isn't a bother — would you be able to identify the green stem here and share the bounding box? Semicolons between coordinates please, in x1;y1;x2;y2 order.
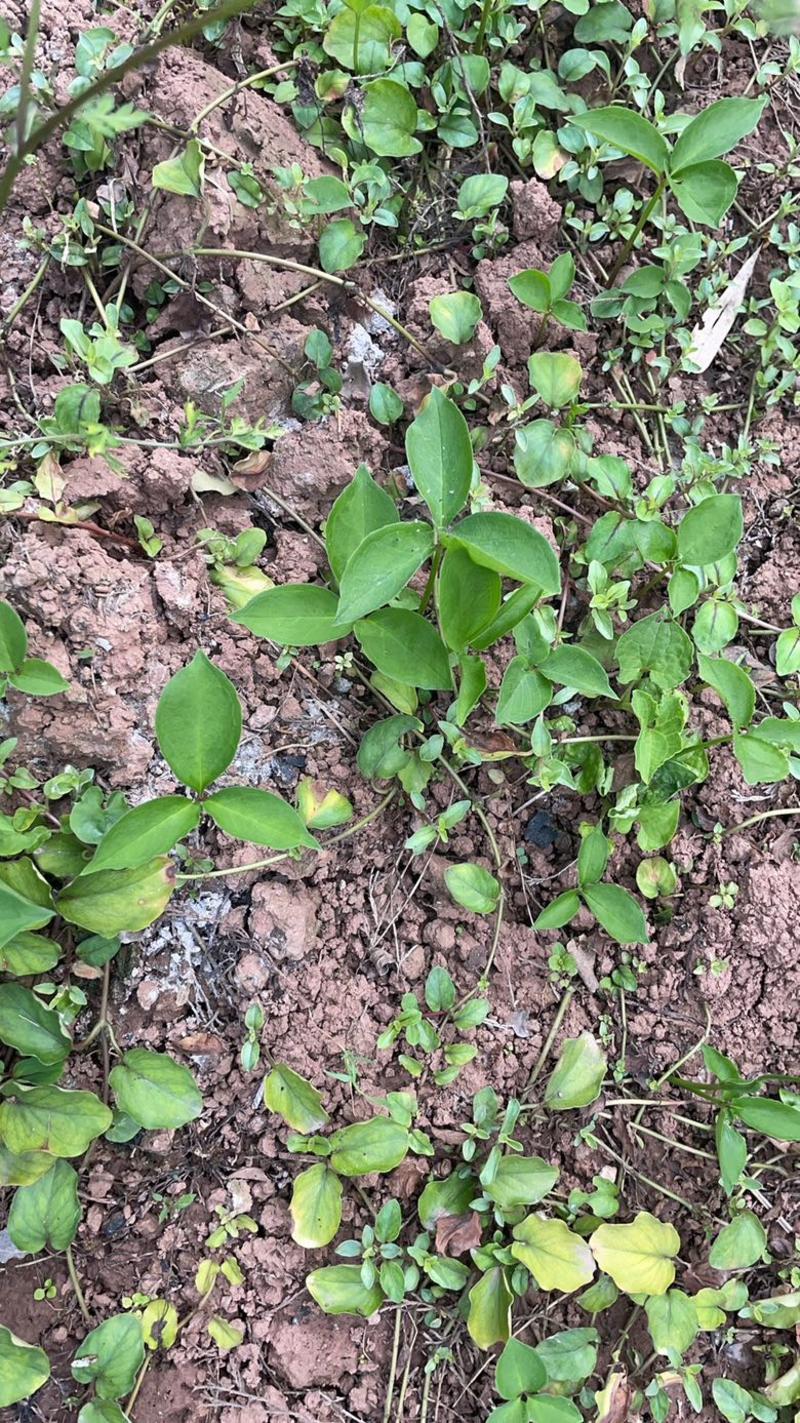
720;806;800;837
0;256;48;334
474;0;494;51
66;1245;90;1323
607;176;667;287
419;545;442;615
177;789;396;883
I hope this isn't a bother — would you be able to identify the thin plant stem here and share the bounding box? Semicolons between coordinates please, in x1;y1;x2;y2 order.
0;254;48;333
14;0;42;158
524;986;575;1097
607;176;667;287
383;1307;403;1423
66;1245;91;1323
125;1355;151;1415
720;805;800;837
190;61;299;132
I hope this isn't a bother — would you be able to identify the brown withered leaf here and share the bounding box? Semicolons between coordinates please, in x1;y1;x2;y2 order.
435;1212;483;1257
596;1370;632;1423
390;1154;429;1200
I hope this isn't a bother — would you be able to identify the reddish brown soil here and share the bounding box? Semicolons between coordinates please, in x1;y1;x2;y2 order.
1;9;799;1423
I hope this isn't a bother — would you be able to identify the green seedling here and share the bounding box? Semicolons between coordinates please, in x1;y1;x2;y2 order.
376;965;489;1084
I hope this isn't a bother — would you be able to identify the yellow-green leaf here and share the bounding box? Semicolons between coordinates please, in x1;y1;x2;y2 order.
511;1215;596;1292
589;1212;680;1296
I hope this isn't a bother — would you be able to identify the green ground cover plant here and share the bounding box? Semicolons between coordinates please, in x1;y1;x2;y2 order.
1;0;799;1417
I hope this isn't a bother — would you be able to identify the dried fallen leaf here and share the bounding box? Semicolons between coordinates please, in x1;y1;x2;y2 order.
435;1211;483;1257
685;248;760;373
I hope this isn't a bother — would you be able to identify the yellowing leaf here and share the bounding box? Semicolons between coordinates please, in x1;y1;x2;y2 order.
511;1215;596;1293
589;1212;680;1297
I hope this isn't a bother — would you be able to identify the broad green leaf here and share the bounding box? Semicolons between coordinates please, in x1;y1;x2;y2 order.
323;2;400;70
355;609;452;690
756;716;800;752
405;386;473;528
716;1111;748;1195
539;646;616;699
582;882;648;945
776;626;800;676
86;796;200;874
0;1144;56;1186
0;1326;50;1408
407;12;439;55
507;268;551;313
0;984;70;1064
669;567;700;615
0;600;27;671
234;584;350;646
356;713;422;779
670;96;767;171
670;159;738;225
748;1289;800;1328
0;1085;112;1157
528;352;583;409
570;105;669;174
79;1400;133;1423
325;465;398;583
645;1289;699;1358
290;1163;343;1248
456;172;508;219
207;1316;244;1350
57;858;175;934
697;653;755;729
444;862;500;915
617;613;694;690
527;1401;582;1423
544;1033;607;1109
329;1117;409;1175
590;1211;680;1295
511;1215;595;1292
0;882;54;950
495;1337;547;1400
677;495;743;565
360;78;420;156
483;1154;558;1209
451;653;487;725
438;546;501;652
514;420;577;489
450;512;560;594
306;1264;384;1316
152;139;204;196
264;1063;329;1132
534;1327;598;1386
297;780;353;831
9;659;69;696
632;688;688;783
735;1096;800;1141
155;652;241;792
318;218;365;274
336;522;434;624
496;657;552;726
712;1378;773;1423
535;890;580;930
418;1168;478;1227
72;1314;145;1400
429;291;483;344
0;930;59;976
109;1049;201;1131
732;733;790;786
692;597;738;655
709;1210;766;1269
8;1159;81;1252
369;383;404;425
205;786;318;850
467;1265;513;1348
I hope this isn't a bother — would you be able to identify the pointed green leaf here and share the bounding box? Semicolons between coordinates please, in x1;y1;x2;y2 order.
467;1266;513;1348
582;883;648;945
0;984;70;1064
355;609;452;690
0;1327;50;1408
709;1210;767;1270
670;96;767;172
495;1337;547;1400
205;786;318;850
0;1085;112;1157
87;796;201;874
329;1117;409;1175
72;1315;144;1400
290;1163;343;1248
405;386;473;528
544;1033;607;1110
8;1159;81;1253
325;465;399;583
570;105;669;173
109;1049;201;1131
264;1063;329;1133
0;600;27;671
336;523;434;625
306;1264;384;1316
155;652;241;792
57;858;175;934
234;584;350;646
